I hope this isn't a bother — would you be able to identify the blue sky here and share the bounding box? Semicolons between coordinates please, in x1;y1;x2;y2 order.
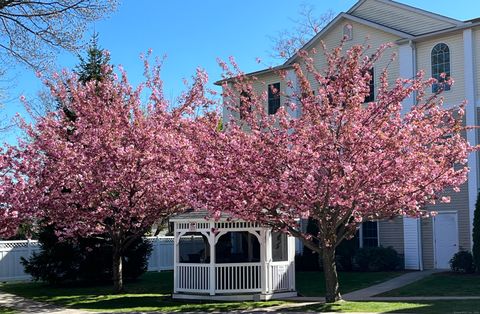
2;0;479;144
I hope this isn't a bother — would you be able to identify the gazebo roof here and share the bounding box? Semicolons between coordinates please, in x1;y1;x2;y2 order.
170;210;231;222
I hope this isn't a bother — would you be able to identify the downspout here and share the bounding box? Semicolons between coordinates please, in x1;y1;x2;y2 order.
410;39;424;271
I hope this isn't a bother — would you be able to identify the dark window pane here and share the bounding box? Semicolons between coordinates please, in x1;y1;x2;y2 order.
364;68;375;102
239;90;252;119
272;231;288;262
431;43;450;93
268;82;281;115
362;221;378;248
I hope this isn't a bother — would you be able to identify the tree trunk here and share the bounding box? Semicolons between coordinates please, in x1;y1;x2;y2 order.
112;245;123;292
322;245;341;303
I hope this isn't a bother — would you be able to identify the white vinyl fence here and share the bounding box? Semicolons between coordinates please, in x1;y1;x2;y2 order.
0;240;41;281
146;236;174;271
0;236;174;282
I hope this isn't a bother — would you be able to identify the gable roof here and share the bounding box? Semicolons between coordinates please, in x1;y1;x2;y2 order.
349;0;463;24
217;0;478;85
348;0;463;36
284;12;413;65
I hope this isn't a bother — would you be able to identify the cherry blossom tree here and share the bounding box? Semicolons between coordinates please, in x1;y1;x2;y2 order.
192;43;476;302
2;60;218;291
0;148;26;238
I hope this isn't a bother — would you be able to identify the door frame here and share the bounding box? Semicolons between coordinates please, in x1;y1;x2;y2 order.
432;211;459;269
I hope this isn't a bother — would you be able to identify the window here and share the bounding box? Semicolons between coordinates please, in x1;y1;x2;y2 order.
239;90;252;119
343;24;353;41
271;231;288;261
431;43;451;93
364;68;375;102
360;221;378;248
268;83;281;115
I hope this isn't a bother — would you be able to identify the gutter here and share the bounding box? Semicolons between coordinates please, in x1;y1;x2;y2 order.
396;21;480;44
214;64;293;86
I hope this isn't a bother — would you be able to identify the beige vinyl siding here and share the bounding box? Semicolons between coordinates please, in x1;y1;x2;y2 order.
421;217;434;269
424;117;471;252
351;0;457;36
473;27;480;102
378;217;404;254
415;32;465;106
251;72;287;114
308;19;400;96
223;71;287;122
426;184;470;249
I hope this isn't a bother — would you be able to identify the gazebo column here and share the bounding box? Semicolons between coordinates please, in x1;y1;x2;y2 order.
260;228;272;295
208;223;216;296
173;227;178;294
289;235;296;291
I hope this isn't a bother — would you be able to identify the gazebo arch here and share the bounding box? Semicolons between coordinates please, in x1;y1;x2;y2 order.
170;211;297;301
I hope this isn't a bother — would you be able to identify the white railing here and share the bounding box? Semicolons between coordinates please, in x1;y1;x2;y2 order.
270;262;293;292
176;264;210;292
215;263;262;293
0;237;174;282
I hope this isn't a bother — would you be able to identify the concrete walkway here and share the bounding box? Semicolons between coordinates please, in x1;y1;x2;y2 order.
0;290;90;314
343;269;439;300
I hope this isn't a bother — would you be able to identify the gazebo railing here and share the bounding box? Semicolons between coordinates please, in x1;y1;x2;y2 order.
216;262;262;293
176;262;293;294
270;261;294;292
176;264;210;292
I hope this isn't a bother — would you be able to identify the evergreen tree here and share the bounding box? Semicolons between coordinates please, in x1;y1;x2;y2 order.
473;192;480;272
61;32;112;122
75;32;112;84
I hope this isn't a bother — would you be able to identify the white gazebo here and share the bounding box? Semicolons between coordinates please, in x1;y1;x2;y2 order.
170;211;297;301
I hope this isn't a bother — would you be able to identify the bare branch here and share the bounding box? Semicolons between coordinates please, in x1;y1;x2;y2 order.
0;0;118;72
269;4;334;60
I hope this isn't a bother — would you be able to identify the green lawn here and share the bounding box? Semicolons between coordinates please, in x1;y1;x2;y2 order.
0;271;283;313
289;300;480;313
380;272;480;297
296;271;405;297
3;270;465;313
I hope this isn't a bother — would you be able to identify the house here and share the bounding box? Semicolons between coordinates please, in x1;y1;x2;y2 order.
218;0;480;270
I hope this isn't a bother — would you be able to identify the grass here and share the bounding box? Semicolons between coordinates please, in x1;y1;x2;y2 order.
4;270;464;313
0;307;16;314
296;271;405;297
288;300;480;313
0;271;283;312
380;271;480;297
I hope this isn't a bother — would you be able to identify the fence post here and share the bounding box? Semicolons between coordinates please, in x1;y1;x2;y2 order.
156;236;161;271
26;239;30;257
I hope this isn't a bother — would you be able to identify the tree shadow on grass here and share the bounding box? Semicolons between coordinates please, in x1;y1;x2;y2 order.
289;300;480;313
65;295;284;312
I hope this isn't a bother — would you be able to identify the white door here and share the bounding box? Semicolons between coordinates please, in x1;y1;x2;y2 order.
433;213;458;269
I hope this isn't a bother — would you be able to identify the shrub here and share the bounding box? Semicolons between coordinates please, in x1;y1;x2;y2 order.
335;237;359;271
450;251;475;274
473;192;480;273
295;253;321;271
354;246;401;271
22;225;152;285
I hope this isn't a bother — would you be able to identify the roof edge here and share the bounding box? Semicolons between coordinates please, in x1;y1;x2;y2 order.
284;12;414;65
214;64;293;86
349;0;464;26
